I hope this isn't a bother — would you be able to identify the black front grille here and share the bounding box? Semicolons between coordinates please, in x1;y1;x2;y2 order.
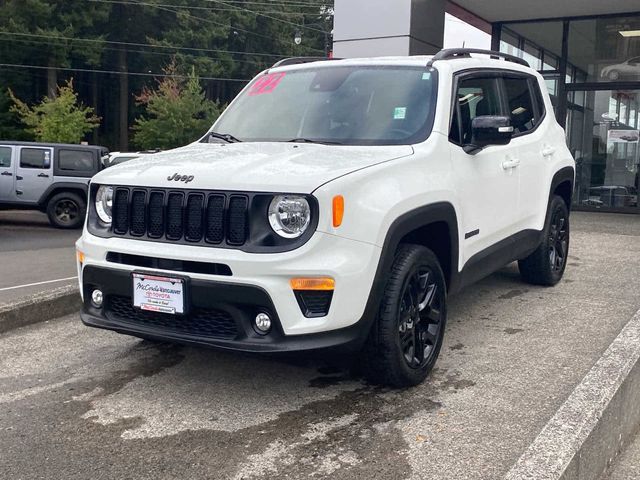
106;295;238;339
110;187;249;246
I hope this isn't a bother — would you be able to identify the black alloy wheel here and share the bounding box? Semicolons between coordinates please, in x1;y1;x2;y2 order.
398;266;443;370
362;244;447;387
518;194;570;286
54;199;80;226
548;207;568;274
46;192;86;229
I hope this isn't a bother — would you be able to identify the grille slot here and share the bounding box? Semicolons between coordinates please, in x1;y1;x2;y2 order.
227;195;248;245
130;190;147;236
107;295;238;339
107;187;250;248
166;192;184;240
147;191;165;238
185;194;204;242
113;189;129;234
205;195;225;244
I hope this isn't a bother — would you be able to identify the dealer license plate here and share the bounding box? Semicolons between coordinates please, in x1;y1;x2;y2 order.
132;273;185;315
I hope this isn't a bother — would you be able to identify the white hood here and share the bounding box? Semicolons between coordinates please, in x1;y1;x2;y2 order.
93;142;414;193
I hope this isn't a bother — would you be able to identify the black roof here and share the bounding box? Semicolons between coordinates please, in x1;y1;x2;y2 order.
0;140;108;152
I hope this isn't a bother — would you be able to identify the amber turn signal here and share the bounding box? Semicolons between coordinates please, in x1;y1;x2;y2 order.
76;249;85;265
290;277;335;291
332;195;344;227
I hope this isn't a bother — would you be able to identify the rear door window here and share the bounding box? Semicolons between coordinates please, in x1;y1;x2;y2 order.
59;149;95;172
20;148;50;169
0;146;11;167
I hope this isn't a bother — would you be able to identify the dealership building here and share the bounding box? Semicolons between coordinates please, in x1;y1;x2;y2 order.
333;0;640;214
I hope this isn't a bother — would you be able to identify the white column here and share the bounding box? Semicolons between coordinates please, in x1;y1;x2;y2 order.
333;0;445;58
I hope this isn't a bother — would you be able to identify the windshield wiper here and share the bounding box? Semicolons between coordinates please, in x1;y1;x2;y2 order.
205;131;242;143
287;138;343;145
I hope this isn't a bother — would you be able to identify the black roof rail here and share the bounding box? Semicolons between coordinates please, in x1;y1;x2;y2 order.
426;48;530;68
271;56;338;68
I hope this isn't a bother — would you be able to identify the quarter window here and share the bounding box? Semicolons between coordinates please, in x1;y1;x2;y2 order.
450;76;502;145
0;147;11;167
503;77;537;134
59;149;94;172
20;148;50;169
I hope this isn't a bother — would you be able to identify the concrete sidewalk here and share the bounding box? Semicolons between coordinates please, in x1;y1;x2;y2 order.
0;211;638;479
606;431;640;479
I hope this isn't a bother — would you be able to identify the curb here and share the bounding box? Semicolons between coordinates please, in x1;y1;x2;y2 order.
0;284;81;334
505;307;640;480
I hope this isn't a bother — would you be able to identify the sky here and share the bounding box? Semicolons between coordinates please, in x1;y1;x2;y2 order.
443;13;491;49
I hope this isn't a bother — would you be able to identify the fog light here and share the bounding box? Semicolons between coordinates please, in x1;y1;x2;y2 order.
254;312;272;334
91;289;103;308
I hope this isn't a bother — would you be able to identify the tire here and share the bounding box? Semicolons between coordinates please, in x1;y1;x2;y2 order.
46;192;86;229
361;244;447;388
608;70;620;81
518;195;570;286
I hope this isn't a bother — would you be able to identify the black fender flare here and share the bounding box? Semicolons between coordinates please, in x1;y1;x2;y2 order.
549;166;575;206
353;202;460;346
38;181;89;208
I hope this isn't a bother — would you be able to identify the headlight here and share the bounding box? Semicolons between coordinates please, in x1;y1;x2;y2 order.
268;195;311;238
95;185;114;224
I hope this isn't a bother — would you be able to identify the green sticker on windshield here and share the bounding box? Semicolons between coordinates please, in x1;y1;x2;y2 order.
394;107;407;120
422;72;431;80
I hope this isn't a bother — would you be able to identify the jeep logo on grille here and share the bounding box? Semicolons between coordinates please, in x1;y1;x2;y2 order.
167;173;194;184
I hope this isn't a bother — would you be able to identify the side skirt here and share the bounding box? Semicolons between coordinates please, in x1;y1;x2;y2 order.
455;229;543;291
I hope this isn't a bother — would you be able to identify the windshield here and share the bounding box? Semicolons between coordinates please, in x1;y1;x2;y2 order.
210;65;438;146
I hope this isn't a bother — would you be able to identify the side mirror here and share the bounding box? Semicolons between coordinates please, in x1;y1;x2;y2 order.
464;115;514;154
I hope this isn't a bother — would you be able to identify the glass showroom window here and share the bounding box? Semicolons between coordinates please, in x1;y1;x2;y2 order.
568;89;639;212
568;16;640;83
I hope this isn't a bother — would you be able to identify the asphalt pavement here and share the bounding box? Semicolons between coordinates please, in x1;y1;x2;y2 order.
0;210;79;305
0;212;639;479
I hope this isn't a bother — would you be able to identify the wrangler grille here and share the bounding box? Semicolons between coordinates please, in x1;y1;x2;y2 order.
110;187;249;246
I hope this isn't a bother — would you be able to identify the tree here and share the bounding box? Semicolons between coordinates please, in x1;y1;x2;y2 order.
132;63;222;150
9;79;100;143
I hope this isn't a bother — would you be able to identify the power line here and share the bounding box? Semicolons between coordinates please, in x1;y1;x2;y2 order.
0;31;286;57
202;0;328;33
0;63;251;81
119;0;277;41
88;0;330;14
0;36;274;66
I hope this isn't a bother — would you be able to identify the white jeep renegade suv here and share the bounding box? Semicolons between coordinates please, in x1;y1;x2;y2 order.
77;49;575;387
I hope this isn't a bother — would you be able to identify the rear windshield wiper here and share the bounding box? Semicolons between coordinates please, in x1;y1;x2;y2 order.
205;131;242;143
286;138;343;145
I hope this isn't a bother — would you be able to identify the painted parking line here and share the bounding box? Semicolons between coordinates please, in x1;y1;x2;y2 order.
0;276;78;292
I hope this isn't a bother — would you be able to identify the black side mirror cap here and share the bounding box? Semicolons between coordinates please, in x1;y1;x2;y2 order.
464;115;514;154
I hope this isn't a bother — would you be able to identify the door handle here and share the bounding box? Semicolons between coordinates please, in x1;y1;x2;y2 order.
16;175;23;180
0;171;11;176
16;190;23;195
37;173;49;178
502;158;521;170
542;146;556;157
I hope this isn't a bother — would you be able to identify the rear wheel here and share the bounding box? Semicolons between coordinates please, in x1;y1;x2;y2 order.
361;244;447;388
46;192;86;229
518;195;570;286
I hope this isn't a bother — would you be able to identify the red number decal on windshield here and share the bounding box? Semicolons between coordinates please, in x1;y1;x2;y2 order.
248;73;286;96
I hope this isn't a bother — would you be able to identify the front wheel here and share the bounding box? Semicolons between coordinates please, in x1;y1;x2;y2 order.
518;195;570;286
46;192;86;229
361;244;447;388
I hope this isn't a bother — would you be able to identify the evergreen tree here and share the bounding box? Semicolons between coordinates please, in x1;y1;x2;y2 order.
132;62;222;150
9;79;100;143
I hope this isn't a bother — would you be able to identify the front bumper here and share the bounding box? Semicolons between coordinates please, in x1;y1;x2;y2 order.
76;230;382;352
